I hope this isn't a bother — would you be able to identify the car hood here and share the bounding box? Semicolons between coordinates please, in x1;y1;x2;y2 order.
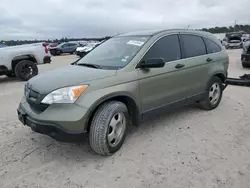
76;46;93;52
28;65;117;94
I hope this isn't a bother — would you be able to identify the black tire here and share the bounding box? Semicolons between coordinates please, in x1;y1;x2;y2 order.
14;60;38;81
199;76;223;110
56;50;61;55
242;62;249;68
89;101;129;156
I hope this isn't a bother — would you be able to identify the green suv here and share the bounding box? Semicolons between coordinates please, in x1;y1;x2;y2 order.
17;29;228;155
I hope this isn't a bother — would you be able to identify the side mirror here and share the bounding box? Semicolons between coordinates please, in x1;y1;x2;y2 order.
137;58;165;69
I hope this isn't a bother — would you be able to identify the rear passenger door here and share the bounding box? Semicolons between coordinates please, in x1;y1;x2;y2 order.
61;43;69;53
179;34;210;98
68;43;77;52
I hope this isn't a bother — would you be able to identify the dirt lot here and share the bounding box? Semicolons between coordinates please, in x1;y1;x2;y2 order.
1;50;250;188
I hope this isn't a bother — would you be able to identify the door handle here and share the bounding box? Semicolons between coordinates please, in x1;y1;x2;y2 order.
175;64;185;69
206;57;213;62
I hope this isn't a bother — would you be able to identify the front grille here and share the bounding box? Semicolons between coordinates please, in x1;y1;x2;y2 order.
25;86;49;113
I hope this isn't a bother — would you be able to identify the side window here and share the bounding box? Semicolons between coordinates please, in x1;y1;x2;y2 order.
203;38;221;54
143;35;181;62
181;34;206;58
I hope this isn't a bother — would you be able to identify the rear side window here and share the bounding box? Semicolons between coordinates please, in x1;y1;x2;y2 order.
203;38;221;53
181;34;206;58
143;34;181;62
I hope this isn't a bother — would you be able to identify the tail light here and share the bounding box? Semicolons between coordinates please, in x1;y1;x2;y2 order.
42;43;48;54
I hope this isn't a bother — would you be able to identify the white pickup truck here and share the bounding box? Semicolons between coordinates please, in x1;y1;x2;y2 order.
0;43;51;81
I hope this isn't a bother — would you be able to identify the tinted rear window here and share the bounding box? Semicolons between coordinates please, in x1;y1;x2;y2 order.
181;34;206;58
203;38;221;54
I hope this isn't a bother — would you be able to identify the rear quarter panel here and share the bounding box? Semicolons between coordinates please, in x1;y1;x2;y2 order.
205;49;228;89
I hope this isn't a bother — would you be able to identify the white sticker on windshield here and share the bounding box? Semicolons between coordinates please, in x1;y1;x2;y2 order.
127;40;144;46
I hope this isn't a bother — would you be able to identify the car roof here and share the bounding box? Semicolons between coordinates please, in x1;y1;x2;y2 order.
117;29;211;37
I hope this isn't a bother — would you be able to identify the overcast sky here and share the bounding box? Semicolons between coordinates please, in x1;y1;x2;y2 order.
1;0;250;40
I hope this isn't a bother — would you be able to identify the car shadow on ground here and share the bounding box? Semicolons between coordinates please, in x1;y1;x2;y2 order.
25;104;201;162
0;76;20;83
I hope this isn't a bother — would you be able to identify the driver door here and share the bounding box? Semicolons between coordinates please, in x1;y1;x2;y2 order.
138;34;190;113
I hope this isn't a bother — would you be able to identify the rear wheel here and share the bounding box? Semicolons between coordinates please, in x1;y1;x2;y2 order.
242;62;249;68
14;60;38;81
199;76;223;110
89;101;129;156
56;50;61;55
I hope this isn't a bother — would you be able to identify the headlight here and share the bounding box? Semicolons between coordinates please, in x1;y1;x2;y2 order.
41;85;88;104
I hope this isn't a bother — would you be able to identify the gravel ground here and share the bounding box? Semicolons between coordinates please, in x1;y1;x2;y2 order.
0;50;250;188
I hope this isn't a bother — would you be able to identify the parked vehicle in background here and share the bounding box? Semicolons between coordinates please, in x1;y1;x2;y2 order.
243;38;250;46
47;43;60;50
0;43;51;81
241;34;250;41
241;41;250;68
225;31;247;39
221;38;228;47
76;42;101;57
18;29;228;156
49;42;78;56
226;35;242;49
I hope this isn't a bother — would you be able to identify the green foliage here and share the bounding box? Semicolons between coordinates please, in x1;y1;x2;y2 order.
0;36;111;46
201;24;250;34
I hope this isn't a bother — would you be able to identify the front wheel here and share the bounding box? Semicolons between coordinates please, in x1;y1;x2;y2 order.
56;50;61;55
199;76;223;110
89;101;129;156
14;60;38;81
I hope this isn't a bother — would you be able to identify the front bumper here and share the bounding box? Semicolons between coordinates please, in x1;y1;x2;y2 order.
17;97;89;141
43;56;51;64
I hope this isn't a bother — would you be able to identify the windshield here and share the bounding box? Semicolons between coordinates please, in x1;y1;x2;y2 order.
76;36;149;69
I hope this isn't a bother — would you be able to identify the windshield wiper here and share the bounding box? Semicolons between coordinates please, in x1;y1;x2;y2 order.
76;63;101;69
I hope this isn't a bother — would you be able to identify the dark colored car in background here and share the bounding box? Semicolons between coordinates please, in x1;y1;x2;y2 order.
49;42;78;56
241;42;250;68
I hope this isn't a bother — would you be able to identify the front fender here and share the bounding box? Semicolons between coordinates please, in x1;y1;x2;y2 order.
75;80;140;115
